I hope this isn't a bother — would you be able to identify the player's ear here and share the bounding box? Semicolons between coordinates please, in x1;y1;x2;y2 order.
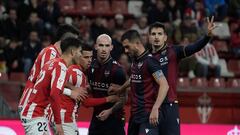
110;44;113;51
94;43;97;50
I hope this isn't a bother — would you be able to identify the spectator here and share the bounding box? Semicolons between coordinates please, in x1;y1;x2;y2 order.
4;39;24;74
167;0;182;27
131;15;149;45
178;37;197;77
3;8;22;40
114;14;125;30
229;0;240;19
22;31;42;75
38;0;61;26
175;16;200;43
18;0;41;22
0;34;6;73
231;28;240;57
21;11;44;40
90;16;110;42
195;43;221;78
111;29;125;60
147;0;170;24
203;0;228;21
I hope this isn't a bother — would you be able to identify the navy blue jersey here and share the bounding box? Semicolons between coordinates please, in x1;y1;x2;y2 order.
130;50;163;123
152;35;211;102
88;57;127;118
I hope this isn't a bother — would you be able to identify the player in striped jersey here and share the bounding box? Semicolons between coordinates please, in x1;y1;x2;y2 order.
18;24;83;111
20;37;82;135
60;44;120;135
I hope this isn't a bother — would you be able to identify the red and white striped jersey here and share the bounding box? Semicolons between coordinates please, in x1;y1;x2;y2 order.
60;65;87;123
21;58;67;124
19;45;60;107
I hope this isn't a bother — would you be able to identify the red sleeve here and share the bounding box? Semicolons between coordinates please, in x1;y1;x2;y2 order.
82;97;107;107
50;62;67;124
41;48;58;68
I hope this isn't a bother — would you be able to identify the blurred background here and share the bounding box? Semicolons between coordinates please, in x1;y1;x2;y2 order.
0;0;239;134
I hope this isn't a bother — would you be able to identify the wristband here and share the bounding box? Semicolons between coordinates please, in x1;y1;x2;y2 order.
63;88;72;96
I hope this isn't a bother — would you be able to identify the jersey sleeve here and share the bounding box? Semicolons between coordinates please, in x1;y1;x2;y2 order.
40;48;58;68
82;97;107;107
112;66;127;85
49;62;67;124
174;35;211;59
147;57;162;74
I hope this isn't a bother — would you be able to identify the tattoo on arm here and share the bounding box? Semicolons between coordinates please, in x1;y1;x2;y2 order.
111;93;127;113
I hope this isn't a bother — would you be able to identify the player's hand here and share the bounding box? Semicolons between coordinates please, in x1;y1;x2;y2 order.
206;16;217;36
97;108;112;121
71;87;88;102
55;124;64;135
106;95;120;103
108;84;121;95
149;107;159;127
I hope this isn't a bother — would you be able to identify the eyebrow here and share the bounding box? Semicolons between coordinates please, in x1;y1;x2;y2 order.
99;44;110;46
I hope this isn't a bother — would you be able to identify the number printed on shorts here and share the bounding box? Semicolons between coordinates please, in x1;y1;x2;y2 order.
37;122;47;132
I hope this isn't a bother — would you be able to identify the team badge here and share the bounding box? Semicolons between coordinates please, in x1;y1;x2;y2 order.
137;62;143;69
91;68;94;73
104;70;110;77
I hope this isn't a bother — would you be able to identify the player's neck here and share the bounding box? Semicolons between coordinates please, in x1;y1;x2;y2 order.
54;41;62;55
152;44;165;53
97;56;110;65
61;54;72;67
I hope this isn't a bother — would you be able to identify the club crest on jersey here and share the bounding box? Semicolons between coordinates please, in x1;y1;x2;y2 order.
137;62;143;69
104;70;110;77
91;68;94;73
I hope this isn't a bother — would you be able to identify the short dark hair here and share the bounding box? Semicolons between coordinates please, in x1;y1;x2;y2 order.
61;37;81;53
82;44;93;51
55;24;80;42
148;22;166;34
121;30;142;43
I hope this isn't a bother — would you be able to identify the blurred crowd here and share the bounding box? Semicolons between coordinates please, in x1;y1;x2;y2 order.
0;0;239;78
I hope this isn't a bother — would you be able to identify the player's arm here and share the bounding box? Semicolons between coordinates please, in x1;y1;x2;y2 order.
82;95;119;107
49;63;67;125
97;67;127;121
109;67;128;113
63;82;88;101
41;48;58;67
177;16;217;58
152;70;169;109
108;78;130;95
148;57;169;126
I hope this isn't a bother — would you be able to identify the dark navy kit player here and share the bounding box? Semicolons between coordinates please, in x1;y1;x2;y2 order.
87;34;127;135
148;16;217;135
121;30;169;135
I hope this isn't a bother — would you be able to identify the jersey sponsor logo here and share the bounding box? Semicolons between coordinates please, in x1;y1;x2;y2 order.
159;56;168;66
89;80;110;90
131;74;142;83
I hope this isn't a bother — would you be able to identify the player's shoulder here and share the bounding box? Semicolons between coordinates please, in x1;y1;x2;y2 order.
68;65;82;72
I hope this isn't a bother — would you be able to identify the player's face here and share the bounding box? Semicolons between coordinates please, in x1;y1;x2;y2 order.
72;47;82;65
95;38;113;60
79;50;93;70
148;27;167;48
122;39;137;57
